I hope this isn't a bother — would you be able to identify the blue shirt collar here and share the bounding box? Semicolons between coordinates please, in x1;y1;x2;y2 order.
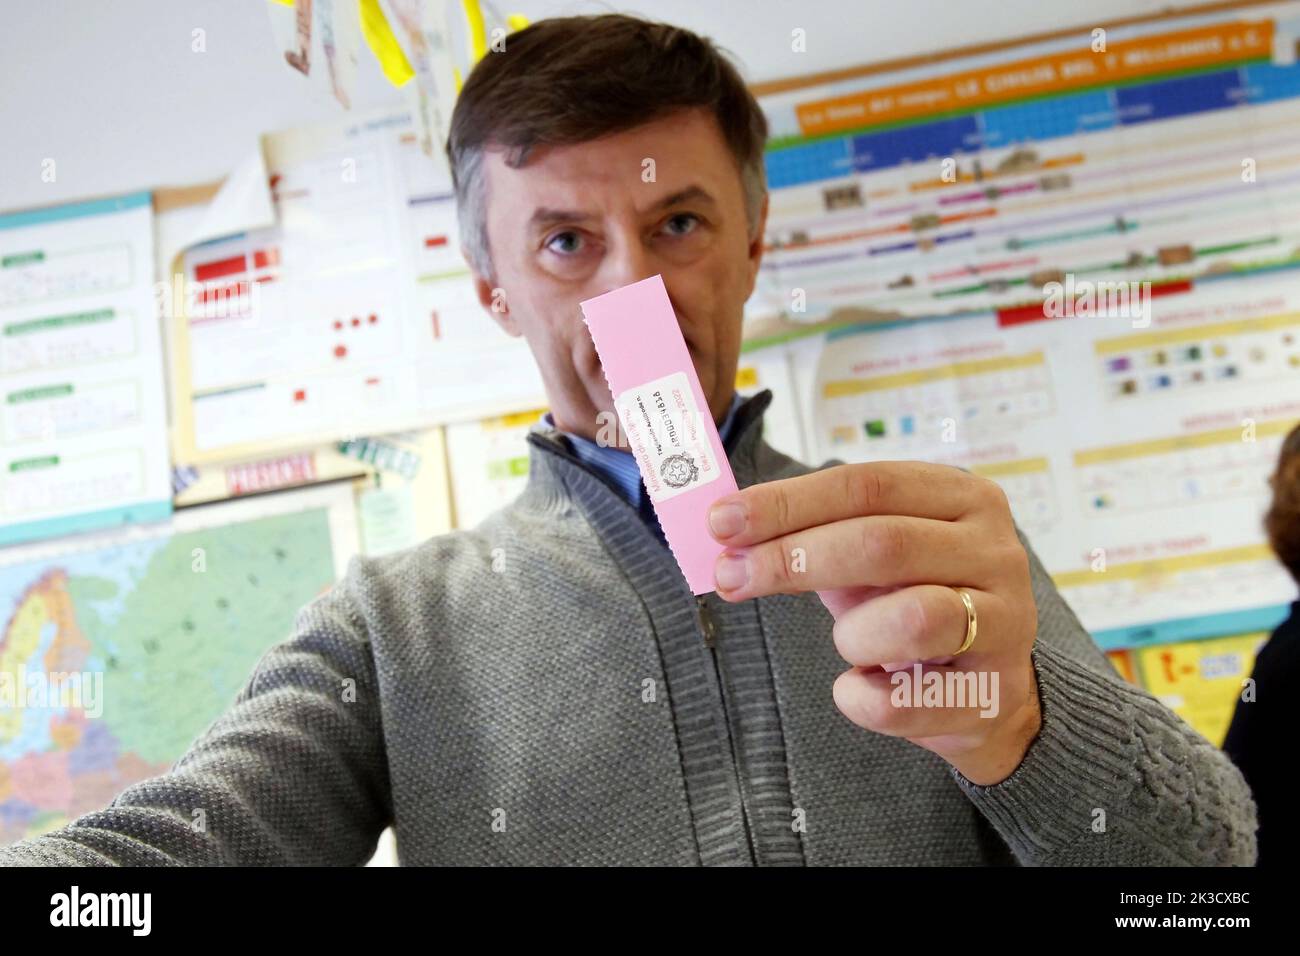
542;392;746;512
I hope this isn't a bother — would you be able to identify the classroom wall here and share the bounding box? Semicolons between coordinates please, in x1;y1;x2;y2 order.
2;0;1287;870
1;0;1210;214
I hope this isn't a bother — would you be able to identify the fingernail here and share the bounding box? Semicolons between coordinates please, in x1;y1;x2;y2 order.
715;552;750;591
709;502;746;539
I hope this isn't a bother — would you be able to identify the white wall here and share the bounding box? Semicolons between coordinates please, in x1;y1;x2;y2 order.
1;0;1205;214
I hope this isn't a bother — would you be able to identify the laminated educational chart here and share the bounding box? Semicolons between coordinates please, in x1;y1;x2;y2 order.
1104;633;1264;745
173;109;544;464
753;6;1300;649
735;346;810;465
1135;632;1267;746
752;11;1300;333
0;193;171;547
0;482;358;844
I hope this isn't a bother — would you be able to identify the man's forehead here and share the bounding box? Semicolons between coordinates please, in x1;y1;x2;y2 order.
481;109;737;202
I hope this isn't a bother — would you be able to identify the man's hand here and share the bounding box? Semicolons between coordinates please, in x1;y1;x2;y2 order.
707;462;1043;786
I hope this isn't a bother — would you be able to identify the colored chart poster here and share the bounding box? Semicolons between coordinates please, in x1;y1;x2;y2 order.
0;483;358;844
799;276;1298;648
174;109;545;463
751;13;1300;336
755;8;1300;649
735;346;810;465
0;193;171;546
1105;633;1264;746
1136;632;1267;747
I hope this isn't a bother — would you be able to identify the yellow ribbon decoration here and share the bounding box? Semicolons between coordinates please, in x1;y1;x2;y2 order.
269;1;528;93
462;0;488;62
359;0;415;87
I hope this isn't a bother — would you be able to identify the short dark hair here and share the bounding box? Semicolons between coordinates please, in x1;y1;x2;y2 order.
446;14;769;277
1266;422;1300;582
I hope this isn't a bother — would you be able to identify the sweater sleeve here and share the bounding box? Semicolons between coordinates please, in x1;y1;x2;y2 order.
950;524;1259;866
0;557;392;866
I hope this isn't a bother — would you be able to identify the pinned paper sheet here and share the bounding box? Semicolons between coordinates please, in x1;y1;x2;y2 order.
359;484;420;556
321;0;362;107
580;275;738;594
180;149;276;252
383;0;459;161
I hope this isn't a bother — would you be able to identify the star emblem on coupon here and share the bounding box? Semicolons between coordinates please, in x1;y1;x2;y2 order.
660;452;700;489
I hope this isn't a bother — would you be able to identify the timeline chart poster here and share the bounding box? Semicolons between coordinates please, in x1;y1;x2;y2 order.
750;10;1300;342
0;193;171;547
805;274;1300;648
750;7;1300;647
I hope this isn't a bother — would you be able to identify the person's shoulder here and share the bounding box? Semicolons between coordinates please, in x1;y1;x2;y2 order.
321;510;515;618
352;512;520;587
1252;604;1300;673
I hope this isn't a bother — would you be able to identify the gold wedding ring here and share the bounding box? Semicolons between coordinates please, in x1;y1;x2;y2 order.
952;588;977;656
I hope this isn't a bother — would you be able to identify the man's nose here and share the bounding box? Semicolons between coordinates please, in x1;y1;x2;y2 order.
596;234;657;294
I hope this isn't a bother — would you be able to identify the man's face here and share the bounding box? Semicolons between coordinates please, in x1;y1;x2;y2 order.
469;108;767;443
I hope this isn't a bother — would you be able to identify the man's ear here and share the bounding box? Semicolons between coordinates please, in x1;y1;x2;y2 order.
470;263;521;337
744;192;770;300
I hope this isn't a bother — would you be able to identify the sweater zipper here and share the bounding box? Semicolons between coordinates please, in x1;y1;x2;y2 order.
696;594;717;648
696;594;758;864
523;433;767;862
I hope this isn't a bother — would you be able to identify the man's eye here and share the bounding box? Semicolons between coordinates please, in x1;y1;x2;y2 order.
663;213;701;236
546;231;583;254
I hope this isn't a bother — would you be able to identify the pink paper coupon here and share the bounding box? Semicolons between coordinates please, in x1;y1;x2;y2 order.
579;275;738;594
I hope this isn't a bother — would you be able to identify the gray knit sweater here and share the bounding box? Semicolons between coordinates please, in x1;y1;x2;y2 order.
0;390;1258;865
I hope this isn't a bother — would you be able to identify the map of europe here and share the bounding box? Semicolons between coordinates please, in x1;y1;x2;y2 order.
0;507;337;844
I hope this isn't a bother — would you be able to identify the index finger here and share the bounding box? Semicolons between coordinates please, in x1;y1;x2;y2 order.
707;461;981;547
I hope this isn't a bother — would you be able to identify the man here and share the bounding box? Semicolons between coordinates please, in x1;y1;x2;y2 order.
0;14;1255;866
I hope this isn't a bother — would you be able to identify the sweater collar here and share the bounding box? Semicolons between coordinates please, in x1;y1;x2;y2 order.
539;392;747;512
521;388;777;519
